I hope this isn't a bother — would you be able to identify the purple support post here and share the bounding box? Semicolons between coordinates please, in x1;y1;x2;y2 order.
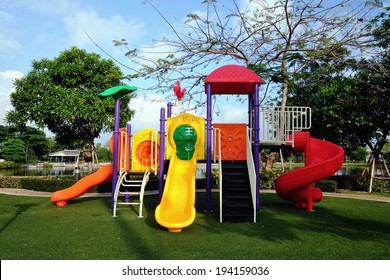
111;99;121;208
205;83;213;211
125;123;131;203
167;102;173;118
127;123;132;173
158;107;166;201
248;94;253;130
253;83;261;211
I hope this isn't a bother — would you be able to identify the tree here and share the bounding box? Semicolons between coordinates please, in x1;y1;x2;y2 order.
113;0;383;109
96;143;112;162
7;47;135;148
2;137;26;163
0;125;48;162
351;147;369;162
355;7;390;159
288;8;389;162
18;127;49;161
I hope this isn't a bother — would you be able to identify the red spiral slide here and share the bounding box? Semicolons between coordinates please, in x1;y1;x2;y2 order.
275;132;344;211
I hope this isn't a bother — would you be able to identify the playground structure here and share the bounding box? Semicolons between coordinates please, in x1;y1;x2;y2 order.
51;64;345;232
259;106;345;211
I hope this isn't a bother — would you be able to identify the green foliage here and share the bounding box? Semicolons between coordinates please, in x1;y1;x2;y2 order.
260;169;281;189
0;161;21;169
383;139;390;162
371;179;390;194
2;138;25;163
18;126;49;160
0;176;21;188
288;44;389;158
315;180;337;192
95;144;112;162
327;175;389;194
0;125;48;162
7;46;135;147
19;177;76;192
329;175;366;191
350;147;369;162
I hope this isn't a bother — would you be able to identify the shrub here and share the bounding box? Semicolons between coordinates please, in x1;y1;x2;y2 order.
260;169;281;189
371;179;390;194
315;180;337;192
328;175;390;194
0;161;21;169
329;175;366;191
0;176;22;188
20;177;76;192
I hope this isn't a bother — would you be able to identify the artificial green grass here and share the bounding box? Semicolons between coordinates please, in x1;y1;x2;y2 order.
0;193;389;260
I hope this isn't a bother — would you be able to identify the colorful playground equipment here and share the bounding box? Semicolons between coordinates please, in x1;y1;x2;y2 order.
155;113;204;232
51;64;344;231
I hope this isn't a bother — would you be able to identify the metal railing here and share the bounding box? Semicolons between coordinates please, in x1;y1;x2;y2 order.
259;106;311;147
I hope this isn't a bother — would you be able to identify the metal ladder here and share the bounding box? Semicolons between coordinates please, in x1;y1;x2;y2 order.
112;170;150;218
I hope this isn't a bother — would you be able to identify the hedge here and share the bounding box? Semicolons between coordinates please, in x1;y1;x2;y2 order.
1;173;388;194
314;180;337;192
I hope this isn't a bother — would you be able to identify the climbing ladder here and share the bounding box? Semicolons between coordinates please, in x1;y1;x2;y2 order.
113;170;150;217
112;129;158;217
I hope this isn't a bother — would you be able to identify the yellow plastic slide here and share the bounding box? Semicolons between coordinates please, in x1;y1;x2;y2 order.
155;113;204;232
155;154;197;232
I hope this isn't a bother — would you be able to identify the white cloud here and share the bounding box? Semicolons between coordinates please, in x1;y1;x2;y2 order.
0;34;22;55
129;93;167;132
64;10;145;49
0;70;24;125
95;93;167;145
0;10;22;56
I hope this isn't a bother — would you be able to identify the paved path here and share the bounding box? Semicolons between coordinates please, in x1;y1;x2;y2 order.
0;188;389;203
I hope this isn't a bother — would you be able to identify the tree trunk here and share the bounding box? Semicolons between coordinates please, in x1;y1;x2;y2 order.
265;152;277;170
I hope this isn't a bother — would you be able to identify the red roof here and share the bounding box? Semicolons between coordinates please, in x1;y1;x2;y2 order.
204;64;262;94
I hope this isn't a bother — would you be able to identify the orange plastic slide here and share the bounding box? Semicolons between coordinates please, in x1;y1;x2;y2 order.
51;164;113;206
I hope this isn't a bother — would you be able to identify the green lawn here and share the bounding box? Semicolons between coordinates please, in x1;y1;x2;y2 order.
0;192;389;260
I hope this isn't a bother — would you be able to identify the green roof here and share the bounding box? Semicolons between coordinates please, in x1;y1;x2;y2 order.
99;85;137;100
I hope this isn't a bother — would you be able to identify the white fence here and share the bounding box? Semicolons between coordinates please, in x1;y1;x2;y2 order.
259;106;311;147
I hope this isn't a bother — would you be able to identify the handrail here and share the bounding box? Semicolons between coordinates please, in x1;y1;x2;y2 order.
260;106;311;147
246;128;257;223
151;130;158;175
119;130;128;173
213;128;223;223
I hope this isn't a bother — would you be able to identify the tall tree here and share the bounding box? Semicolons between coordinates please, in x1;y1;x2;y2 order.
7;47;135;148
288;8;389;161
354;7;390;159
114;0;383;108
0;125;49;161
2;137;25;163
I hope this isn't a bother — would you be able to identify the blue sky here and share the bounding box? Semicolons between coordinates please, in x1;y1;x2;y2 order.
0;0;251;145
1;0;388;145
